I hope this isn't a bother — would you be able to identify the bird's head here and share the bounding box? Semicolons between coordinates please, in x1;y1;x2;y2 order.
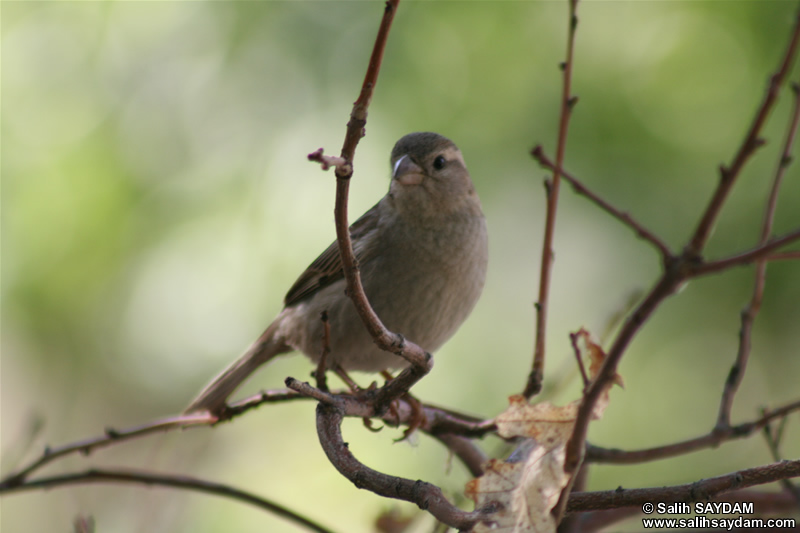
388;132;479;215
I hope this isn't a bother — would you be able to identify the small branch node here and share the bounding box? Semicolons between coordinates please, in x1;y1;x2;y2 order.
307;148;348;172
567;95;579;110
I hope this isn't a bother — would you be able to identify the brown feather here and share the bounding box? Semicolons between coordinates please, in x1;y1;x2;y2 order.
283;201;381;307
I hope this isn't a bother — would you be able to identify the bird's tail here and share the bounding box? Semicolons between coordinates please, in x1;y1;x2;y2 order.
184;320;290;414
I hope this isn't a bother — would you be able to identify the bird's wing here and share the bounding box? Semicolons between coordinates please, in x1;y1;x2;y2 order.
283;201;381;308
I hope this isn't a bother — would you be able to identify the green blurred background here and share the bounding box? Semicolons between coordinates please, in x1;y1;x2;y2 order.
2;2;799;532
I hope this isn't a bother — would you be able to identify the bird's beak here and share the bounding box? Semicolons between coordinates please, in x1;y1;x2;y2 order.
392;155;425;186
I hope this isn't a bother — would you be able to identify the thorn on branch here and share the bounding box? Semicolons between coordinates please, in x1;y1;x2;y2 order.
559;61;567;71
718;164;731;182
567;95;579;110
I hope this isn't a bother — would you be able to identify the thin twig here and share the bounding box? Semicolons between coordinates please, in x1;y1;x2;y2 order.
567;458;800;513
284;377;497;438
691;227;800;277
686;9;800;257
0;468;337;533
1;390;310;486
716;80;800;430
525;0;582;399
322;0;431;380
762;416;800;504
586;398;800;464
765;249;800;261
316;311;331;392
568;488;800;533
575;489;795;532
286;377;344;406
531;145;672;261
569;330;591;389
432;433;488;478
1;413;214;486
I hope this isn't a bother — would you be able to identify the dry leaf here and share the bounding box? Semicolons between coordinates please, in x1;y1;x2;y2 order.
466;329;622;533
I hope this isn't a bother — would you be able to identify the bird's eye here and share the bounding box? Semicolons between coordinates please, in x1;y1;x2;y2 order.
433;155;446;170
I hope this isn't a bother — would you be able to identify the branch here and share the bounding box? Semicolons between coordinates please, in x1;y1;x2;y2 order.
431;433;488;478
569;489;800;532
1;412;215;486
685;9;800;256
2;381;494;495
530;145;672;261
315;403;496;530
763;416;800;504
716;80;800;430
307;0;431;388
285;378;496;438
524;0;582;399
0;468;336;533
765;249;800;261
586;398;800;464
562;15;800;503
567;459;800;513
691;227;800;277
2;390;310;486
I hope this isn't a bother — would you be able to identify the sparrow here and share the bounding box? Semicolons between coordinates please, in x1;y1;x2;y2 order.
186;132;488;414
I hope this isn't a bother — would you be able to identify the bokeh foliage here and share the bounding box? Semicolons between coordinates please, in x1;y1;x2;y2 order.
2;2;798;532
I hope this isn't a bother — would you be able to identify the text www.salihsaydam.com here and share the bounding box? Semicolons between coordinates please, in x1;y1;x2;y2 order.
642;516;796;529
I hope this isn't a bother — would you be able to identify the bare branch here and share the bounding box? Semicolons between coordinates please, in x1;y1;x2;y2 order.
691;227;800;277
525;0;582;399
316;0;431;384
765;249;800;261
0;468;337;533
531;145;672;261
567;459;800;513
569;489;800;532
686;9;800;256
587;398;800;464
762;416;800;504
716;78;800;430
432;433;488;478
1;412;214;486
562;15;800;504
315;311;332;391
315;403;496;530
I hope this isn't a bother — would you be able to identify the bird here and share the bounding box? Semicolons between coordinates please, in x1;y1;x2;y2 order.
185;132;488;414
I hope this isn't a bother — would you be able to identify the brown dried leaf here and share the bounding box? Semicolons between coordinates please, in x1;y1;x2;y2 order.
466;329;622;533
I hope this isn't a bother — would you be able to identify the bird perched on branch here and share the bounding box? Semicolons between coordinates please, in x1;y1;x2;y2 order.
186;132;488;414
